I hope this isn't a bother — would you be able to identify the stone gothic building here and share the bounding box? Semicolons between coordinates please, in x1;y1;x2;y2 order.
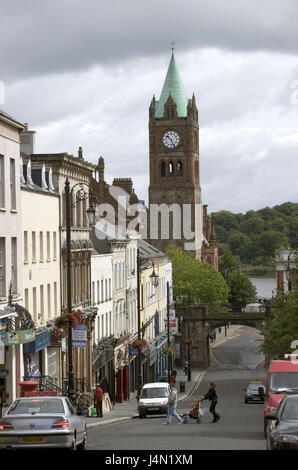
148;52;218;269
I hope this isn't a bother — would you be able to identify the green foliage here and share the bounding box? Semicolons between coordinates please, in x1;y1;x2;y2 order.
262;291;298;359
166;246;229;311
211;202;298;268
262;251;298;359
219;249;257;305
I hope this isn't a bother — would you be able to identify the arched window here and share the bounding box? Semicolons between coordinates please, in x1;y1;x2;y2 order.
169;162;174;176
161;161;166;177
195;161;199;183
177;161;183;176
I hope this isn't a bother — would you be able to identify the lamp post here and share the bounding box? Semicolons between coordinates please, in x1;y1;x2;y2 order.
65;177;96;401
166;282;171;384
175;288;193;382
136;251;159;399
187;289;191;381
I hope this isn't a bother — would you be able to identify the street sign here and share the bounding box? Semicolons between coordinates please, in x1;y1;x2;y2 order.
61;337;66;352
72;325;87;348
3;329;35;346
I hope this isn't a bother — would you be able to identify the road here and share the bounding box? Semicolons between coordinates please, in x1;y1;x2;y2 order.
211;325;265;370
88;326;267;450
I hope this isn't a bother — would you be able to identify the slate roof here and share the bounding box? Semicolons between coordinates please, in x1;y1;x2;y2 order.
155;53;189;118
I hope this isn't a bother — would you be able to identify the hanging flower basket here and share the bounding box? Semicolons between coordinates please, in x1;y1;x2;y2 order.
131;338;148;350
163;346;174;356
185;338;194;345
51;326;67;345
55;309;84;329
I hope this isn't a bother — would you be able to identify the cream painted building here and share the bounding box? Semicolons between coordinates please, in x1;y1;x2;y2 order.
21;155;61;383
138;239;169;383
20;129;97;393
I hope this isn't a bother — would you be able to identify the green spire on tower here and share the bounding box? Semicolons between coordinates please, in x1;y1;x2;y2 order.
155;52;189;118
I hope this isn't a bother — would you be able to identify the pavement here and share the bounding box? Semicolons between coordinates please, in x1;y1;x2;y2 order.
84;368;205;430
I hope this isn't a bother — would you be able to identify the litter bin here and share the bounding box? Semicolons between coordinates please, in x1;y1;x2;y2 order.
180;381;185;393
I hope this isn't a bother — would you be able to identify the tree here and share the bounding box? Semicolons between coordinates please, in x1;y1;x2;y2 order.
218;248;257;306
262;251;298;359
255;230;289;258
226;270;257;306
262;291;298;359
166;246;229;311
218;247;239;275
239;216;264;235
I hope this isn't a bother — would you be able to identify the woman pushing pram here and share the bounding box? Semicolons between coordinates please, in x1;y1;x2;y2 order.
180;399;205;424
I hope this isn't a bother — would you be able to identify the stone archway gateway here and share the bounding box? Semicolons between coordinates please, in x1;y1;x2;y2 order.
175;303;273;368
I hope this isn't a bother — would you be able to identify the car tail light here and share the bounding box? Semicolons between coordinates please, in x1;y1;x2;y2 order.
51;420;69;429
0;422;14;430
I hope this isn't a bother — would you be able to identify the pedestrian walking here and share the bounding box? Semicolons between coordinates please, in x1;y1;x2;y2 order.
164;384;183;424
183;361;189;375
201;382;220;423
170;373;176;385
94;383;103;418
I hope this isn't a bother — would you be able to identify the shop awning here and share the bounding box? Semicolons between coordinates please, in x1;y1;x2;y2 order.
23;331;51;353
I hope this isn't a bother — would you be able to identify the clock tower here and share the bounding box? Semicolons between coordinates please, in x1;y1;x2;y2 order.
148;52;203;259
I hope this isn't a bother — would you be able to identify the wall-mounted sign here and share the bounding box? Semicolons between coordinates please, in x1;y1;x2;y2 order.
3;329;35;346
61;337;66;352
72;325;87;348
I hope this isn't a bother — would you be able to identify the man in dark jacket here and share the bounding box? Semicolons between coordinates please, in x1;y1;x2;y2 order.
201;382;220;423
95;383;103;417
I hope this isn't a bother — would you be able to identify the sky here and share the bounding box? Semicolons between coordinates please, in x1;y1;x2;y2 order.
1;0;298;214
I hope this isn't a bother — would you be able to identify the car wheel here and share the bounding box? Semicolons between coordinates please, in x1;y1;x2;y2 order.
264;420;268;438
139;414;145;419
77;428;88;451
70;436;77;451
266;432;272;450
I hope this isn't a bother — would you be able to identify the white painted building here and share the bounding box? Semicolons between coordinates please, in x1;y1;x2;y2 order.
0;110;24;413
91;250;113;344
21;154;61;382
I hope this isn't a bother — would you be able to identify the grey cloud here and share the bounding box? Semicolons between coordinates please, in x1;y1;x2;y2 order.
1;0;298;82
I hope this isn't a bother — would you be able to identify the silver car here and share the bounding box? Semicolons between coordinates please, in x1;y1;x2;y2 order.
0;396;87;450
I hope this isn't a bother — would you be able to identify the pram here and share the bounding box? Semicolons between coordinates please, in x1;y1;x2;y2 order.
180;400;206;424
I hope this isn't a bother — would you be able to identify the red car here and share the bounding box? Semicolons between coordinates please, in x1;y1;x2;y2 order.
264;360;298;437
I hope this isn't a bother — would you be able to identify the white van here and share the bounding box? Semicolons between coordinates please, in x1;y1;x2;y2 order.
243;303;265;313
138;382;170;419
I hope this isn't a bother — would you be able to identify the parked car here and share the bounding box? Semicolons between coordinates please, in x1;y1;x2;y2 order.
0;396;87;450
264;360;298;437
266;394;298;450
244;381;266;403
138;382;170;418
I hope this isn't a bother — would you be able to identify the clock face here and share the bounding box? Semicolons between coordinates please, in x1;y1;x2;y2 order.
163;130;180;149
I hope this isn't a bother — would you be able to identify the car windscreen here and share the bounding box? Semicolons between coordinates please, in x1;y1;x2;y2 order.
8;398;65;414
282;399;298;420
247;384;264;391
141;388;168;399
269;372;298;393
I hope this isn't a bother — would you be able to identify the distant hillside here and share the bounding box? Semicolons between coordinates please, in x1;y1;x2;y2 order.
211;202;298;275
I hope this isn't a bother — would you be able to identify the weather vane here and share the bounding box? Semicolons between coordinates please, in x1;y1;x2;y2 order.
171;42;175;52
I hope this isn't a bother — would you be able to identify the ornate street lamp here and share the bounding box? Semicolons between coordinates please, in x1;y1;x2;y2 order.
65;177;96;401
149;262;159;288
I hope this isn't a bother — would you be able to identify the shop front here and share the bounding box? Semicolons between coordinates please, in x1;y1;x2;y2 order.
23;330;52;380
92;343;115;404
